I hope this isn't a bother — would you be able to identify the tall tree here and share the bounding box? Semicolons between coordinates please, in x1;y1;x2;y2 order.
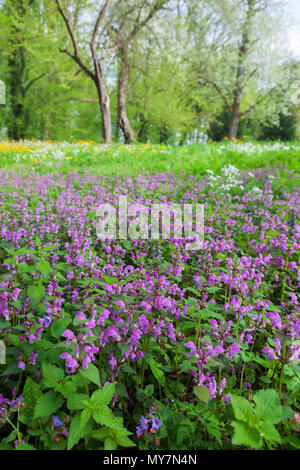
3;0;48;139
108;0;169;143
55;0;113;143
194;0;294;139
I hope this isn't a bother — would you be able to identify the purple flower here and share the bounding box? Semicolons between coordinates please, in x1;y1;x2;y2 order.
262;347;277;361
152;417;162;430
76;311;86;321
42;316;51;328
52;415;63;428
140;416;149;431
115;300;126;311
227;343;242;360
223;394;231;405
288;293;298;304
29;353;38;365
61;329;76;343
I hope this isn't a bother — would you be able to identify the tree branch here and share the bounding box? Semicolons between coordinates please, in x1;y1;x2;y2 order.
241;85;277;116
91;0;112;54
129;0;169;41
55;0;96;81
200;76;233;112
24;73;47;94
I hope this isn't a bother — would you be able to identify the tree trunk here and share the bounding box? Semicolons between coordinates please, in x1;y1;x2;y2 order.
7;47;26;140
93;60;112;144
228;112;240;139
227;0;254;140
118;46;135;143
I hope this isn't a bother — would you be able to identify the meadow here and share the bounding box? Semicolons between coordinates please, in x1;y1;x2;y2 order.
0;140;299;451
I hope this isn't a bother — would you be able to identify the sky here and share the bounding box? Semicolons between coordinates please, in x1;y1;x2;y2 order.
287;0;300;58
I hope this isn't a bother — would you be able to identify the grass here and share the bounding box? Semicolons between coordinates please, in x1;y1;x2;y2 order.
0;139;299;178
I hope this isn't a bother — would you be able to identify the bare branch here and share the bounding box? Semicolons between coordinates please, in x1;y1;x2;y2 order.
91;0;112;54
55;0;79;57
129;0;169;41
55;0;96;81
59;47;96;81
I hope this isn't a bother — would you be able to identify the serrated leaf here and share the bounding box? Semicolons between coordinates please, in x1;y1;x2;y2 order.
147;358;165;385
42;363;64;388
51;318;70;339
22;377;42;418
231;395;254;422
104;436;118;450
253;389;282;424
232;421;263;449
91;382;116;406
258;421;281;444
177;426;191;444
15;443;36;450
67;393;89;410
80;363;100;387
93;404;122;429
34;391;63;419
67;413;82;450
80;408;92;432
115;383;129;400
116;435;136;447
90;429;110;441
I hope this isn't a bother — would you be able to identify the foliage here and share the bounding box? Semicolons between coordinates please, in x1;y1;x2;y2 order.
0;144;299;450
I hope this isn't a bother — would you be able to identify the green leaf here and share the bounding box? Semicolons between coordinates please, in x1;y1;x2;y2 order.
50;318;70;339
193;385;210;404
90;429;110;441
147;358;165;385
91;383;116;406
3;258;16;265
67;413;82;450
253;389;282;424
104;436;118;450
34;391;63;419
80;408;93;432
22;377;42;418
42;363;64;388
258;421;281;444
115;383;129;399
80;363;101;387
15;443;36;450
93;404;122;429
232;421;263;449
37;260;51;277
177;426;191;444
116;435;136;447
230;395;254;422
65;393;88;411
285;435;300;449
27;285;45;309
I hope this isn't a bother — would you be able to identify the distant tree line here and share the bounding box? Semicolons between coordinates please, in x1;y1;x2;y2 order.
0;0;299;143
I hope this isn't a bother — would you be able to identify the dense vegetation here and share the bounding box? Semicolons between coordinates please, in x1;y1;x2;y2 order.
0;0;299;455
0;141;299;451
